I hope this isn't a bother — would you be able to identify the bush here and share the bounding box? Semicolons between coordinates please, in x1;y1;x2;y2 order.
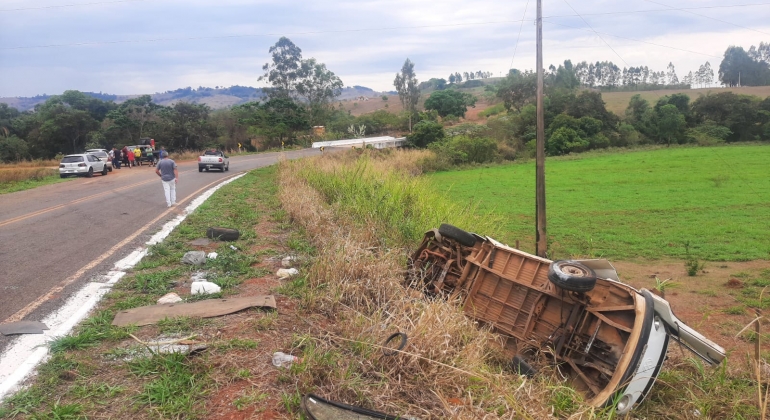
430;135;498;165
0;136;30;162
547;127;589;155
478;103;505;118
686;121;732;146
407;121;445;148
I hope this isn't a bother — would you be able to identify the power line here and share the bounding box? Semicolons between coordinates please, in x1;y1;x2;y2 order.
547;21;723;60
562;0;629;67
509;0;531;71
642;0;770;37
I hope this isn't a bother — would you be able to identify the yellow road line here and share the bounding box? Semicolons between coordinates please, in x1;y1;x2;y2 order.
2;172;242;324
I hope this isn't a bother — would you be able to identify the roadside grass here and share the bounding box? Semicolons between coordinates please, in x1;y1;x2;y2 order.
277;149;761;419
0;166;287;419
0;169;67;194
426;144;770;261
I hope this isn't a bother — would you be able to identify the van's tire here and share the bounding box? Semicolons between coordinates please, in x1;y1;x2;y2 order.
511;355;537;378
207;227;240;241
548;260;597;293
438;223;476;247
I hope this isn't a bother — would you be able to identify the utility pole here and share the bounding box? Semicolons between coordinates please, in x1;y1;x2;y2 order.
535;0;547;258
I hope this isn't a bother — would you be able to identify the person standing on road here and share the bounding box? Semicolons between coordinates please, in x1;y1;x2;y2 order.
133;147;142;165
109;148;116;168
127;147;135;167
155;151;178;207
114;147;122;169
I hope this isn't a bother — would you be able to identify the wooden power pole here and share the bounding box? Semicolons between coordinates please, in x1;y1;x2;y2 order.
535;0;548;258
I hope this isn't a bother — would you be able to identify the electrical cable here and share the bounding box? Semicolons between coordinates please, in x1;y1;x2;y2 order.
642;0;770;37
509;0;531;71
562;0;629;67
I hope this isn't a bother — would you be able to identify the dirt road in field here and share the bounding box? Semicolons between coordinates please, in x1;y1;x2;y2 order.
0;149;319;340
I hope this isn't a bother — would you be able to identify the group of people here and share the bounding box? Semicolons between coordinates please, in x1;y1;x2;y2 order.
109;146;156;169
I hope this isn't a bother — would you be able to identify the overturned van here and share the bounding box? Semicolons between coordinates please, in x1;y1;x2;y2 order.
406;224;725;414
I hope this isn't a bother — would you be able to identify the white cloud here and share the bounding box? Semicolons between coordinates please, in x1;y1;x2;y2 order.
0;0;768;96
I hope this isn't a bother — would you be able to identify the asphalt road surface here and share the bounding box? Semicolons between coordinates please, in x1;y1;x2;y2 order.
0;149;320;347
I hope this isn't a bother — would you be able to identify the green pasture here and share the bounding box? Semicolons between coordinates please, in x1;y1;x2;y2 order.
426;145;770;261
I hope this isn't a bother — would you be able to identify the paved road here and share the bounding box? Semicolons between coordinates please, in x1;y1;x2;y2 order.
0;149;320;338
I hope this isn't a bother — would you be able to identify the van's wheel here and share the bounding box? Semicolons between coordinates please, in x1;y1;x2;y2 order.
102;166;108;176
438;223;476;247
225;164;229;172
511;355;537;378
86;168;94;178
548;261;597;292
206;227;240;241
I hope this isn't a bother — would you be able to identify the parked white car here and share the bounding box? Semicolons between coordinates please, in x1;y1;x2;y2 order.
85;149;113;171
59;154;108;178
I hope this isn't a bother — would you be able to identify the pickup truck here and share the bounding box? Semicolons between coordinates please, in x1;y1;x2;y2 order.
198;149;230;172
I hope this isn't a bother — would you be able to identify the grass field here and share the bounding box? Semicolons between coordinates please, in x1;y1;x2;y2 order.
427;144;770;261
601;86;770;116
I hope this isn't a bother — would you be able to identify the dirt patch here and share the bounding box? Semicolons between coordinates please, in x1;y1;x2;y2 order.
613;259;770;355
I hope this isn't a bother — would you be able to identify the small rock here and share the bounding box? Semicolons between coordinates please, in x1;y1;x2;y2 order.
157;292;183;304
191;281;221;295
190;271;208;282
182;251;206;265
190;238;211;246
207;252;218;259
276;268;299;279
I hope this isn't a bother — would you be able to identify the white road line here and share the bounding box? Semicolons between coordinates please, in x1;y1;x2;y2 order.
0;173;246;401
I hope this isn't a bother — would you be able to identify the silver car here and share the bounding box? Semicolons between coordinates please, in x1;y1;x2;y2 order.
59;154;108;178
85;149;113;171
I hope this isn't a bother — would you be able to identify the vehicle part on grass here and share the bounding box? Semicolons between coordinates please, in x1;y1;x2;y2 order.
272;351;300;368
191;281;221;295
277;268;299;279
181;251;206;265
301;394;401;420
207;252;218;259
438;223;476;247
206;227;240;241
382;332;408;356
0;321;49;336
406;225;726;413
510;355;537;378
112;295;277;326
547;260;597;293
157;292;183;304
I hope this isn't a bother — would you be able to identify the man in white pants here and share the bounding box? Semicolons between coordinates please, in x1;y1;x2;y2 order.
155;151;178;207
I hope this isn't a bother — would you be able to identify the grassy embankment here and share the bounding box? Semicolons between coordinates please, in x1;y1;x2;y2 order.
0;160;66;194
2;148;764;419
428;144;770;262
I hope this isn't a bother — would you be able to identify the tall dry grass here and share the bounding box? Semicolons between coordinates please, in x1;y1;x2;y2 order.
0;167;57;184
0;159;59;169
277;149;559;419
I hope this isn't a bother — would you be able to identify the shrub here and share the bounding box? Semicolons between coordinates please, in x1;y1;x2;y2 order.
478;103;505;118
686;121;732;146
547;127;589;155
0;136;30;163
407;121;445;148
430;135;498;165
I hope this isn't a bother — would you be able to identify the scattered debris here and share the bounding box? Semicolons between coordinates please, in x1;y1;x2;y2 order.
182;251;207;265
190;238;212;246
382;332;407;356
191;271;208;282
130;334;208;356
191;281;222;295
282;256;297;268
207;252;218;259
206;227;240;241
229;245;238;251
277;268;299;279
301;393;401;420
726;278;744;288
157;292;183;304
272;352;299;368
112;295;277;327
0;320;49;336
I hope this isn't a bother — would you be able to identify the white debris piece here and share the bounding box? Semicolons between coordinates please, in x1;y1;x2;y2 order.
190;271;207;282
272;352;299;368
229;245;238;251
191;281;221;295
157;292;183;304
182;251;206;265
207;252;218;260
276;268;299;279
281;256;297;268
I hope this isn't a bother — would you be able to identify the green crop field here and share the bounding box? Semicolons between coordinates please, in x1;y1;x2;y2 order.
426;145;770;261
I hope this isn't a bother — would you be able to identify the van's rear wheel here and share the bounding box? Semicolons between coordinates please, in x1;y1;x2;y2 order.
548;260;597;292
438;223;476;247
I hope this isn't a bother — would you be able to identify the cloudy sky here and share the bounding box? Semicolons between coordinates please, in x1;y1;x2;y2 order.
1;0;768;97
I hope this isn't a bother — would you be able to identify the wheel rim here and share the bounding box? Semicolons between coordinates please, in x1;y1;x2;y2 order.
561;263;590;277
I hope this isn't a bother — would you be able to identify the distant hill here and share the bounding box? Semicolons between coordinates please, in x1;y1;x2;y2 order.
0;84;392;112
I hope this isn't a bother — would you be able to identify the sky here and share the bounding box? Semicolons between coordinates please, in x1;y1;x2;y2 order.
0;0;769;97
